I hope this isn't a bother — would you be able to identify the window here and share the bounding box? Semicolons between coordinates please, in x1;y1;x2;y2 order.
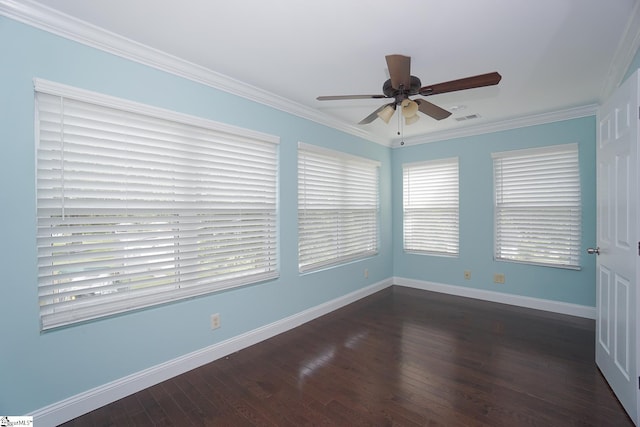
403;157;459;256
298;143;379;273
36;80;279;330
493;143;581;269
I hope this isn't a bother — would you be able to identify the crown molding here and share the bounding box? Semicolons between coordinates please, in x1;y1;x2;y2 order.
1;0;622;150
0;0;388;146
600;0;640;101
391;104;598;148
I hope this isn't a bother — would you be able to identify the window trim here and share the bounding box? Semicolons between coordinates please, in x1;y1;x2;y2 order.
402;157;460;257
297;142;380;273
492;143;581;269
35;79;280;330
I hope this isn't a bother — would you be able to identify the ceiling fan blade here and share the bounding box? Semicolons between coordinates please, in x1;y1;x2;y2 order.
358;102;395;124
415;99;452;120
386;54;412;90
317;94;387;101
419;72;502;96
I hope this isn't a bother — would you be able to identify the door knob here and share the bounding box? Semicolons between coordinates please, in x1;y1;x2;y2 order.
586;247;600;255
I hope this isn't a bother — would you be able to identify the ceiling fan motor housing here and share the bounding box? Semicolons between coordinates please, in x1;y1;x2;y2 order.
316;54;501;125
383;76;422;102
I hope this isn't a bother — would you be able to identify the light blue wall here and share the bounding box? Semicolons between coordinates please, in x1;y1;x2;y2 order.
0;17;392;414
391;117;597;306
0;13;605;417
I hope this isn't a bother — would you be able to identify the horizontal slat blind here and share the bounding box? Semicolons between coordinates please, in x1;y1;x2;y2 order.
36;84;279;330
493;143;581;268
403;158;459;256
298;143;379;273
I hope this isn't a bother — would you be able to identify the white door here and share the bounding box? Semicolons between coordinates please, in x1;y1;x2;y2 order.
595;69;639;425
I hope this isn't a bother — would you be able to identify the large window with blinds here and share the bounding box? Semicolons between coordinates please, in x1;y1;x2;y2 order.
403;157;459;256
35;80;279;330
493;143;581;269
298;143;380;273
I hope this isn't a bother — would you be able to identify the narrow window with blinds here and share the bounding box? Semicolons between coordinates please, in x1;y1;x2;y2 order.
493;143;581;269
35;80;279;330
403;157;459;256
298;143;380;273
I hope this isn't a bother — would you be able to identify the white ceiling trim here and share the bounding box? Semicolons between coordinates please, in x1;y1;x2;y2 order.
391;104;598;148
0;0;388;146
1;0;631;149
600;0;640;101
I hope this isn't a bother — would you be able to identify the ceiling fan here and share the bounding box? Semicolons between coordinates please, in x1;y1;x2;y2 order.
317;54;502;126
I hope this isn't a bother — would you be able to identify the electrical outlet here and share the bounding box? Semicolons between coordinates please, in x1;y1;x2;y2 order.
464;270;471;280
494;273;505;284
210;313;221;330
364;268;369;278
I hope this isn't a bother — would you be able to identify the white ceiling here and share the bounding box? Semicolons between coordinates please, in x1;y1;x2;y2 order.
8;0;640;145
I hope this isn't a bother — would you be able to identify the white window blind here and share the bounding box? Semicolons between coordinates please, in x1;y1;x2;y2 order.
298;143;379;273
493;143;581;269
35;80;279;330
403;157;459;256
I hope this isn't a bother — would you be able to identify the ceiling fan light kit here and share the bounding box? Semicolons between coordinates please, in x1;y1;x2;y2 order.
404;114;419;126
377;104;396;123
317;54;502;126
401;98;419;125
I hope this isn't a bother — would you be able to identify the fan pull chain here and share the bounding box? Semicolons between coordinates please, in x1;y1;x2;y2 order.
398;106;405;145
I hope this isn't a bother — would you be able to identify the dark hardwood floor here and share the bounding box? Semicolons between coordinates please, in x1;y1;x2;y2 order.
61;286;633;426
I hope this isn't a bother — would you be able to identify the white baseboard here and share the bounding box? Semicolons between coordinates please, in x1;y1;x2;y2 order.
29;278;392;427
29;276;594;426
393;276;596;319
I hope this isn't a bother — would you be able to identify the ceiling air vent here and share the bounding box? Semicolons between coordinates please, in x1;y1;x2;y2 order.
455;114;480;122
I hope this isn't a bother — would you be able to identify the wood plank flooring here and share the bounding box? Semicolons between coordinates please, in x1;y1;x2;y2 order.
61;286;633;426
